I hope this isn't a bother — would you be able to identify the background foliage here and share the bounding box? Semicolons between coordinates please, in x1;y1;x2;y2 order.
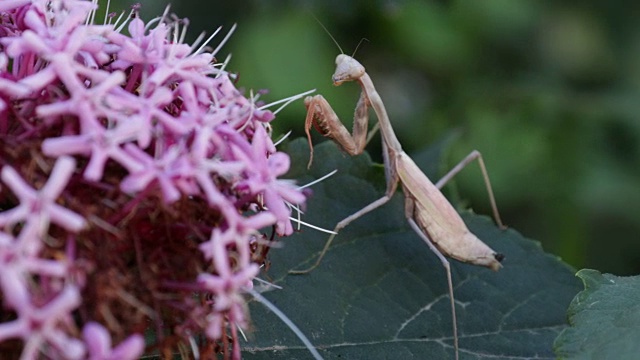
113;0;640;276
554;269;640;359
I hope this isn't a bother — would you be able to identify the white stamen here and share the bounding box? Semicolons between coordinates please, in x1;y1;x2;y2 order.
289;217;337;235
189;32;207;54
237;324;248;342
259;89;315;115
298;170;338;190
194;26;223;56
273;130;292;147
188;336;200;360
211;24;237;58
215;53;233;78
253;276;283;291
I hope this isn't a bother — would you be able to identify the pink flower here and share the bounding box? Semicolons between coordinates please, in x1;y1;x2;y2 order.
0;285;85;360
0;156;86;236
232;125;306;235
83;322;144;360
0;1;307;357
42;115;145;181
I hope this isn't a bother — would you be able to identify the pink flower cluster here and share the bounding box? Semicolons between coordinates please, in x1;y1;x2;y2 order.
0;0;304;358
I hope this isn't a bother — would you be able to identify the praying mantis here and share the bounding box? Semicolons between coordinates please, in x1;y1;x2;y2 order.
289;53;507;359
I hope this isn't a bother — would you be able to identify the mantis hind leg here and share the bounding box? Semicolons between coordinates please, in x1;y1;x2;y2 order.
407;218;460;360
435;150;505;229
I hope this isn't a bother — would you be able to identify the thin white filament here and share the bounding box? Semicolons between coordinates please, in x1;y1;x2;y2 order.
246;288;323;360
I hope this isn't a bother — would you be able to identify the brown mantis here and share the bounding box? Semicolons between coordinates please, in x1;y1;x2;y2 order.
290;53;507;359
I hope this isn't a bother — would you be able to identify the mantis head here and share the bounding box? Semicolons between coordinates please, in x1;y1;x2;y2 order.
333;54;365;85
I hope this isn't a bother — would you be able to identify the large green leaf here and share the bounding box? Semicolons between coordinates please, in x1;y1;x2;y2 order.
554;269;640;359
244;138;581;359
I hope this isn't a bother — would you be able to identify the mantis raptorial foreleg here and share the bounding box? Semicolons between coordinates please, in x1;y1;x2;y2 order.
304;92;370;168
292;53;506;360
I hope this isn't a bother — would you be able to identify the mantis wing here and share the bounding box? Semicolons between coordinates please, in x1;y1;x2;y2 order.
396;152;502;271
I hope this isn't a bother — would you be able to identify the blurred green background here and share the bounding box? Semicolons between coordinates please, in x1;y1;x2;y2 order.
113;0;640;275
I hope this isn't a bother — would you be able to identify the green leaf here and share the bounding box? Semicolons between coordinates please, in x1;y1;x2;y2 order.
245;138;581;359
554;269;640;360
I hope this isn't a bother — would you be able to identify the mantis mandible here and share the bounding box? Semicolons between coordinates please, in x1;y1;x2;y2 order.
290;53;507;359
